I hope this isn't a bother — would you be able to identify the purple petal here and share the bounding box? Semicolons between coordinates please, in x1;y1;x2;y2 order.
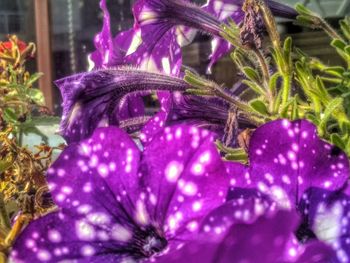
91;3;147;120
134;0;222;36
123;29;182;75
207;37;232;74
47;127;141;215
299;187;350;263
203;0;296;71
118;95;145;120
91;4;139;69
55;68;189;143
12;125;232;262
229;119;349;208
11;212;131;263
267;0;298;19
141;125;229;238
130;0;220;75
141;95;232;146
214;210;299;262
153;207;334;263
204;0;296;22
90;0;115;68
141;110;168;145
295;241;339;263
11;128;141;262
199;192;275;240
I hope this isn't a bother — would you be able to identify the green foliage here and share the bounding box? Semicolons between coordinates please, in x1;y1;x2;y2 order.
186;4;350;157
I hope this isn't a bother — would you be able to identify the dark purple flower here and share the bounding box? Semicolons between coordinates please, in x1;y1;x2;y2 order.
298;187;350;262
55;68;191;143
225;119;350;262
11;125;229;262
92;0;297;74
226;119;349;206
150;195;337;263
85;0;296;141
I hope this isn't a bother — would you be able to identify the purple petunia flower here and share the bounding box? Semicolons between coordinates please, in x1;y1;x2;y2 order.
92;0;297;74
80;0;296;144
151;195;337;263
132;0;297;72
55;68;191;143
11;125;230;262
225;119;350;262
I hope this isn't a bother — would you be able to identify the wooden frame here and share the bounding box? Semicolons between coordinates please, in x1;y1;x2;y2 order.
34;0;54;111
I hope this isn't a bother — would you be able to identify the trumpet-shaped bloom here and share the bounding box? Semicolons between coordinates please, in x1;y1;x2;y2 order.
225;119;350;262
11;125;229;262
226;119;349;206
55;68;190;143
91;0;297;73
84;0;297;143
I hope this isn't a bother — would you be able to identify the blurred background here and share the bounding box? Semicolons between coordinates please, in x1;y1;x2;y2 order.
1;0;349;115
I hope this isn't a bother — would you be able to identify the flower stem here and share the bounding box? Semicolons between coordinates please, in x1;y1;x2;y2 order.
252;48;274;109
321;21;345;41
0;194;10;232
0;251;7;263
282;74;291;107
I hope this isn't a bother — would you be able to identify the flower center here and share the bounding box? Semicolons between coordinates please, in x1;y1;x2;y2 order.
295;220;317;243
132;225;168;258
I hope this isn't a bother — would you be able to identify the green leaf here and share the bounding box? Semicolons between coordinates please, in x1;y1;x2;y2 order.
29;116;61;126
20;125;49;143
273;88;283;114
249;99;269;115
295;3;314;16
283;37;292;66
340;17;350;40
269;72;280;95
242;80;265;96
25;72;43;87
318;97;344;134
224;152;248;162
331;39;347;51
280;98;295;118
28;88;45;106
305;113;320;126
323;66;345;78
345;45;350;56
315;76;329;100
3;108;17;122
330;133;346;149
291;97;299;120
242;66;260;82
215;140;244;154
184;70;208;89
271;48;284;73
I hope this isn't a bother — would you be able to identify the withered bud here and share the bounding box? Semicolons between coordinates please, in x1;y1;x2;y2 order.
238;128;254;152
240;0;265;50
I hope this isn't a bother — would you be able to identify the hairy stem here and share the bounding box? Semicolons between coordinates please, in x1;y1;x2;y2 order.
282;74;292;107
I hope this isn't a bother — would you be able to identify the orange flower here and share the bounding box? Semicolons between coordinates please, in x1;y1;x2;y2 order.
0;39;27;53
